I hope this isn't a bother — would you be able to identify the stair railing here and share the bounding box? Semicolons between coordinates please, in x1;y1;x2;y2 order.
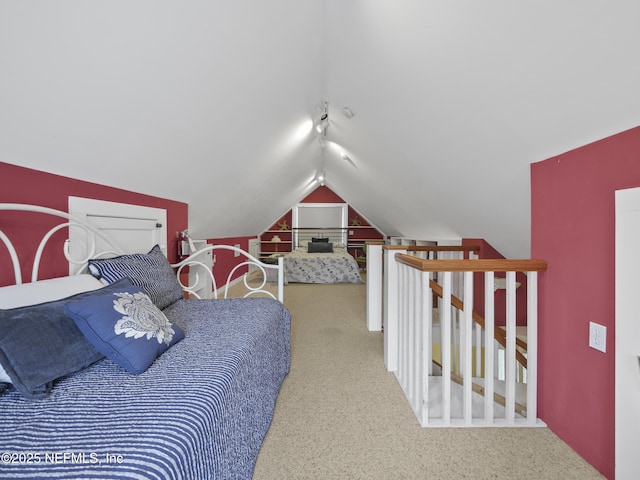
365;243;478;347
377;247;546;427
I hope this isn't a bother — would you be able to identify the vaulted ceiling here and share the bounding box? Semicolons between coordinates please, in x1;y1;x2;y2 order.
1;1;639;258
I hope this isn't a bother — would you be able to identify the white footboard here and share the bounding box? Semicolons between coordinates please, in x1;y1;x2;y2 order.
173;246;284;302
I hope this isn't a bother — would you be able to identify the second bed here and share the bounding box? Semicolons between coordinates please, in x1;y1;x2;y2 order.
283;242;363;284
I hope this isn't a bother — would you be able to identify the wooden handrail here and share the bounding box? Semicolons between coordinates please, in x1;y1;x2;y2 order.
429;280;528;368
395;254;547;273
384;245;480;253
394;253;546;369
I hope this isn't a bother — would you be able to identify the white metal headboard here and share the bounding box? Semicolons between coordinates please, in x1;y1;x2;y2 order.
0;203;284;302
0;203;125;284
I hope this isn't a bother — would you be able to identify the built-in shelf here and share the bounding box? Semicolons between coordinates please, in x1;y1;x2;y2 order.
258;206;385;265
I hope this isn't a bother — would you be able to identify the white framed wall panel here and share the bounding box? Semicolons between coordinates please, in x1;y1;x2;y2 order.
68;197;167;274
615;186;640;479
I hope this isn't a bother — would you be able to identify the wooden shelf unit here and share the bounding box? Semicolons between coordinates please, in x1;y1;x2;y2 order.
259;212;293;260
259;206;386;267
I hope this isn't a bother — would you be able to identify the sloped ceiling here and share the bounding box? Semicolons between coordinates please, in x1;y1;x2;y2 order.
1;1;639;258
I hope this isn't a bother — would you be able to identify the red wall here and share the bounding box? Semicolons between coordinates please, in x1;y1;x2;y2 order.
300;185;345;203
0;162;188;286
205;236;253;284
531;126;640;479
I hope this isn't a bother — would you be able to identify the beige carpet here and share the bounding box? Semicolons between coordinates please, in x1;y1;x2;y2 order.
244;279;604;480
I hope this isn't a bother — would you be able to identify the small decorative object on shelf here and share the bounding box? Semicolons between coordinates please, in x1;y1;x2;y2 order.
271;235;281;242
277;219;290;230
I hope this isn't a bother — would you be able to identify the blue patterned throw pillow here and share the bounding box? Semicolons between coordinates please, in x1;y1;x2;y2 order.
64;279;184;375
88;245;184;310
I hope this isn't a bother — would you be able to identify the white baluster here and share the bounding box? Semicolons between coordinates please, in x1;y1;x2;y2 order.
441;271;452;424
505;271;517;424
407;267;416;402
475;322;482;378
462;270;474;424
422;269;432;426
526;271;538;425
484;271;495;424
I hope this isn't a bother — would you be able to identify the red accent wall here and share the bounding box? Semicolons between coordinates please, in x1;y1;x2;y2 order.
0;162;188;286
300;185;345;203
531;126;640;479
206;236;253;283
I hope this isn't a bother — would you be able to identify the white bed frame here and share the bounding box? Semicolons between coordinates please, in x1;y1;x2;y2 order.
0;203;284;302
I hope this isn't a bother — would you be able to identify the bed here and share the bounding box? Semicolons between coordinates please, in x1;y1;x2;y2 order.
0;202;289;479
283;241;363;284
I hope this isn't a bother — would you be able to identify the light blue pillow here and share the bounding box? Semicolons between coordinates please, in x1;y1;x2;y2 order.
88;245;184;310
64;279;184;375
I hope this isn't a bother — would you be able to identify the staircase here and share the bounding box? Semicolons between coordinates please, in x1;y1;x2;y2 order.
366;244;547;427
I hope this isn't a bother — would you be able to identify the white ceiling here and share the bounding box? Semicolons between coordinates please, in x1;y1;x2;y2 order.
1;1;639;258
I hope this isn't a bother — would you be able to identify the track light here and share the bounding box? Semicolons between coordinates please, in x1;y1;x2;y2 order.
316;115;329;133
315;100;329;134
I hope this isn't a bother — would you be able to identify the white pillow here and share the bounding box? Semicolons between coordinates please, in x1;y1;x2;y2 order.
0;274;104;383
0;274;104;309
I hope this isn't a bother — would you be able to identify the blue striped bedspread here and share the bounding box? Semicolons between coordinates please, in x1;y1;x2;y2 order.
0;297;291;479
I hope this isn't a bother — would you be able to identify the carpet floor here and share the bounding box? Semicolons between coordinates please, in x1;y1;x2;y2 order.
247;279;604;480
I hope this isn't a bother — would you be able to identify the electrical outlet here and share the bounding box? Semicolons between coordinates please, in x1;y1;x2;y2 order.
589;322;607;353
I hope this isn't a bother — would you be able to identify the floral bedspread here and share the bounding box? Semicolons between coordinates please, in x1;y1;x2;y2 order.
283;247;364;283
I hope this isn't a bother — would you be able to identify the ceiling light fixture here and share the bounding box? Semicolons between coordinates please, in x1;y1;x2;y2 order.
342;106;354;118
316;100;329;134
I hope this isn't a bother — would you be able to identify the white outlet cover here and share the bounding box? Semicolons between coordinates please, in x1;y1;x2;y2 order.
589;321;607;353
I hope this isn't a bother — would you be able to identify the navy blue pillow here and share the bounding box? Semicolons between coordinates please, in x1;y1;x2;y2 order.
0;285;114;399
88;245;184;310
307;241;333;253
64;279;184;375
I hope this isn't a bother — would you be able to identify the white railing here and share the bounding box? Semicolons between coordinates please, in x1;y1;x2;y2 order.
366;244;477;366
368;244;547;427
